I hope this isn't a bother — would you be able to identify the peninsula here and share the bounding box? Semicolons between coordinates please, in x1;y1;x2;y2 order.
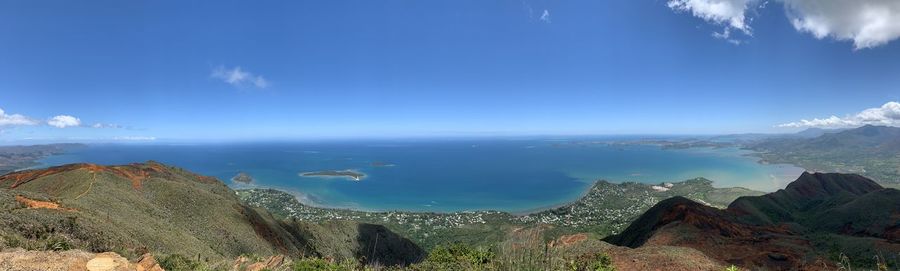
0;143;84;175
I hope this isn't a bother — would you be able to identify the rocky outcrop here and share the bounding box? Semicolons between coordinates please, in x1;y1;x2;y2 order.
0;250;162;271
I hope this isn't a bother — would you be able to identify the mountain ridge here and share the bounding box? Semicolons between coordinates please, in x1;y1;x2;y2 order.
749;125;900;184
605;171;900;269
0;162;425;267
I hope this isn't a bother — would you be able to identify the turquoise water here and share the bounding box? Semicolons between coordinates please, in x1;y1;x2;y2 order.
37;140;803;212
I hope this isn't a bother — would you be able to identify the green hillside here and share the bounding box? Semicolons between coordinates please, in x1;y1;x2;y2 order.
750;125;900;184
0;162;424;268
606;172;900;269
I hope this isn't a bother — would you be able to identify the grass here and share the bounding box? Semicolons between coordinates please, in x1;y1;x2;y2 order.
0;163;315;260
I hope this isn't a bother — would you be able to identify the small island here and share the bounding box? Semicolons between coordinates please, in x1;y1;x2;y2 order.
370;161;395;167
231;172;255;184
299;170;365;181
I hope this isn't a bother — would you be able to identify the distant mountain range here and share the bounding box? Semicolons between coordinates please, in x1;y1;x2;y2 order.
754;125;900;154
605;172;899;269
749;125;900;184
792;127;849;138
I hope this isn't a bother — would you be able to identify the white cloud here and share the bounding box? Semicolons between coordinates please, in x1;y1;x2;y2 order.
784;0;900;49
778;101;900;128
667;0;755;33
712;27;743;44
540;9;551;23
669;0;900;49
0;108;38;126
211;65;270;89
47;115;81;128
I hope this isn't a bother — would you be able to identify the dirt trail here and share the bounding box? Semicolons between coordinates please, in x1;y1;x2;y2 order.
75;172;97;200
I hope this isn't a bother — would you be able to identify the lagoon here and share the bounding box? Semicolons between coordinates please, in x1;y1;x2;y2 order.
37;139;803;212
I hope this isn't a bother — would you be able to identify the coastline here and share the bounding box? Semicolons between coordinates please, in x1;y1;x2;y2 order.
508;180;598;216
248;182;596;216
24;141;801;214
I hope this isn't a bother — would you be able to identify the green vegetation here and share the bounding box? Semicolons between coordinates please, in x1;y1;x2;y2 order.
2;161;892;270
291;258;361;271
149;240;617;271
159;254;206;271
749;125;900;184
606;172;900;270
290;242;614;271
0;162;316;261
238;177;762;250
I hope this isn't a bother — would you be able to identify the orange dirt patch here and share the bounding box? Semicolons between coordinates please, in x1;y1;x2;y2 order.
15;195;75;211
106;166;153;189
549;233;589;247
0;162;221;191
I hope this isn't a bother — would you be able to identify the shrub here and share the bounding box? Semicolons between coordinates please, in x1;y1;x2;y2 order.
566;253;615;271
292;258;357;271
426;243;495;268
43;235;72;251
159;254;203;271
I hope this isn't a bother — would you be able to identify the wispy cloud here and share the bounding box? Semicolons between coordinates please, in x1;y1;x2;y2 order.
712;28;742;45
539;9;552;23
668;0;900;49
778;101;900;128
47;115;81;128
522;1;535;18
91;123;123;129
0;108;38;126
211;65;269;89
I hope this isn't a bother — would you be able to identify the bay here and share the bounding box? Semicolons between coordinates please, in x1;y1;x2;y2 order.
36;139;804;212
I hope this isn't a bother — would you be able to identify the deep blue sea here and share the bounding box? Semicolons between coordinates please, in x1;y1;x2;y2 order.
36;139;803;213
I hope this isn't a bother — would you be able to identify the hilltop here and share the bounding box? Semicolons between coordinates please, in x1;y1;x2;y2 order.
0;162;423;268
605;172;900;269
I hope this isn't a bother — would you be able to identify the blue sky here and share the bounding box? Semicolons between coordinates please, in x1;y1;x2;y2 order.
2;0;900;142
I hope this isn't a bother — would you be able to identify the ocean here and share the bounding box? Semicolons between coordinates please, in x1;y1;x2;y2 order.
36;139;804;213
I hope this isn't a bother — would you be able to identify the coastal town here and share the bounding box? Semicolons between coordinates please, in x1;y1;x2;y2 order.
237;176;760;245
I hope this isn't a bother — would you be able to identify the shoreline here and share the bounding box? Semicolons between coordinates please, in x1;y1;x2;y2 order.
27;142;802;215
241;175;767;217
